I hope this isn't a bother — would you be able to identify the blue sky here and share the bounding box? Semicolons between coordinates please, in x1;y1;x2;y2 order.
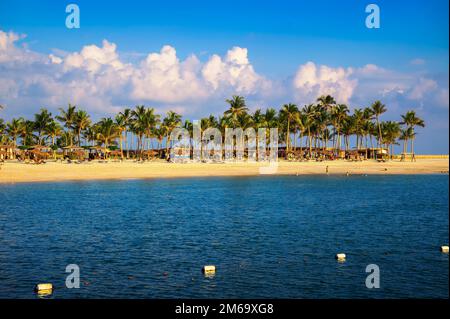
0;0;448;153
1;0;448;72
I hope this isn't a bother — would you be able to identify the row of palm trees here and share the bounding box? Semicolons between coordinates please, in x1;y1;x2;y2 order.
0;95;424;160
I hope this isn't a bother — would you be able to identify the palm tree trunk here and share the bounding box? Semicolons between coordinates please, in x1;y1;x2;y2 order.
125;130;129;159
52;136;56;159
286;120;290;156
377;117;382;148
138;135;142;159
336;131;340;153
293;131;297;151
369;134;374;159
404;139;408;154
308;128;312;158
165;135;170;159
299;132;303;159
120;133;124;159
131;133;134;158
365;136;368;159
332;128;336;149
255;134;259;161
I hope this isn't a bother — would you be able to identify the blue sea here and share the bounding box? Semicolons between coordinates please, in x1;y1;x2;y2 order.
0;175;448;298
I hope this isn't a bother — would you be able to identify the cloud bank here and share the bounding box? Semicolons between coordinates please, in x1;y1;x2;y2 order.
0;29;448;121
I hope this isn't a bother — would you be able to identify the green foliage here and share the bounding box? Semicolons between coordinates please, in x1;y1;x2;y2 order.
1;96;425;160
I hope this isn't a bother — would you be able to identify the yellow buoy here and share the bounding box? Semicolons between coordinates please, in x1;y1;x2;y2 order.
202;265;216;275
335;253;346;261
441;246;449;253
35;283;53;295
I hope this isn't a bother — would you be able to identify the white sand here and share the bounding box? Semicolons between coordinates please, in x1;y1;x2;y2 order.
0;158;448;183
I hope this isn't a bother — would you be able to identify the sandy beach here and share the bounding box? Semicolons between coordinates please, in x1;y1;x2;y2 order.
0;158;448;183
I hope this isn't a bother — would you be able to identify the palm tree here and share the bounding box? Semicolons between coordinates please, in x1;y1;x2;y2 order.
224;95;249;128
33;108;53;145
154;126;167;157
399;127;414;161
0;95;429;163
131;105;147;156
56;103;77;146
163;111;182;155
73;110;91;146
181;119;194;158
320;128;333;150
83;126;98;147
96;118;119;150
279;103;299;156
264;108;278;129
362;107;375;158
237;112;253;130
317;95;336;111
294;112;308;153
400;111;425;161
0;134;9;146
0;110;4;145
44;120;63;147
183;119;193;136
44;120;63;158
131;107;160;159
331;104;349;153
115;114;127;159
292;111;301;151
19;119;35;147
313;106;329;151
6;118;22;155
341;116;355;152
251;109;267;131
0;118;5;138
143;108;160;152
118;108;132;158
381;121;401;160
352;108;366;150
252;109;267;159
302;104;317;157
371;100;387;148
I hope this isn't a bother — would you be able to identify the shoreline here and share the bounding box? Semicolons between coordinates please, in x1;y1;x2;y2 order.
0;158;448;184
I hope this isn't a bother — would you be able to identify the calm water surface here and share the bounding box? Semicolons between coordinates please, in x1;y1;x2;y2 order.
0;175;448;298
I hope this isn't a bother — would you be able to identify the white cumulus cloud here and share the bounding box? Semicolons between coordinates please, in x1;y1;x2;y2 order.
202;47;271;94
62;39;125;73
131;45;208;103
0;29;448;121
293;61;357;104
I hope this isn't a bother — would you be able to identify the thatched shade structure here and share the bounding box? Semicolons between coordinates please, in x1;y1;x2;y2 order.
0;145;16;160
87;146;110;160
29;145;51;150
374;148;389;162
63;146;86;160
30;149;51;159
141;150;158;156
88;146;106;151
345;150;362;161
141;150;158;160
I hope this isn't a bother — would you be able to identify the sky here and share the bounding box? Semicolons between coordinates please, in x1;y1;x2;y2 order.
0;0;448;153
